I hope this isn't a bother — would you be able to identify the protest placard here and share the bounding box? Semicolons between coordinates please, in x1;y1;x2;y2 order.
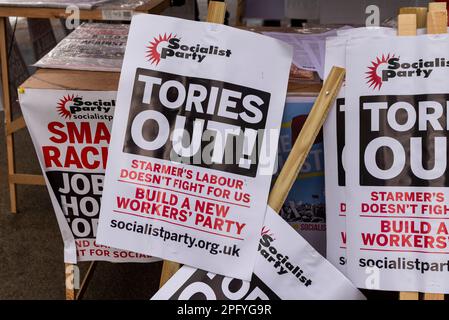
19;89;157;264
345;34;449;293
96;14;292;280
323;28;396;274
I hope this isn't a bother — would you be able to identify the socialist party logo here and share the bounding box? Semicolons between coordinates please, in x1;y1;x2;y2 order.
57;95;114;120
57;94;76;119
366;54;395;90
366;53;449;90
146;33;232;65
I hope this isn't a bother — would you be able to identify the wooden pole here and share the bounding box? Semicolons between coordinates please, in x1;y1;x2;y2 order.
65;263;76;300
399;7;427;28
159;1;227;288
397;4;447;301
0;17;17;213
206;0;226;24
396;10;419;302
423;2;447;301
424;2;447;301
75;261;97;300
398;14;418;36
429;2;447;12
268;67;345;213
427;2;448;34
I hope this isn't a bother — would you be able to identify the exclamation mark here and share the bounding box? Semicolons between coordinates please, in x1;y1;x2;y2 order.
239;128;257;169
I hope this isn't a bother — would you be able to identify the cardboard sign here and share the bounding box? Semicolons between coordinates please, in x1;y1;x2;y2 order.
323;28;396;275
152;206;365;300
96;14;292;280
19;89;157;264
277;97;326;255
345;34;449;293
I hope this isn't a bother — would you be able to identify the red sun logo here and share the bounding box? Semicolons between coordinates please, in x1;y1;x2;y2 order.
366;53;395;90
261;226;275;239
57;94;75;119
146;33;176;65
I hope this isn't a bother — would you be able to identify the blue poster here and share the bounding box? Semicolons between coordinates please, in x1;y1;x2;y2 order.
275;97;326;255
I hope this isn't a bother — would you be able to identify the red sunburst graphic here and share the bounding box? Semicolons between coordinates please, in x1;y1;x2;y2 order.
366;53;395;90
57;94;75;119
261;226;275;239
146;33;176;65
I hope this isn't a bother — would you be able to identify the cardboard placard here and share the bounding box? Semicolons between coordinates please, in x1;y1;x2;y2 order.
96;14;293;280
345;34;449;293
19;89;157;264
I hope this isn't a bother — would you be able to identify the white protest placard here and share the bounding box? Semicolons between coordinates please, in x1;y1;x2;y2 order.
152;206;365;300
323;28;396;274
345;34;449;293
19;89;157;264
96;14;292;280
324;36;348;274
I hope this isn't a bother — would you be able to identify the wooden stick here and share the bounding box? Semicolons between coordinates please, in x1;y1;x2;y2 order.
399;7;427;28
76;261;97;300
400;292;419;300
424;293;445;300
398;14;417;36
396;11;419;301
268;67;345;212
427;10;447;34
425;3;447;302
159;0;227;288
429;2;447;12
65;263;76;300
206;0;226;24
397;6;446;301
0;17;17;214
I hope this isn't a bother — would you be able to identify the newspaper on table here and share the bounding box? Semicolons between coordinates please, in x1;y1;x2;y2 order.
34;23;128;72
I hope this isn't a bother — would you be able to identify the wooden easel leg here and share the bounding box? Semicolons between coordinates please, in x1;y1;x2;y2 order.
65;263;76;300
0;17;17;213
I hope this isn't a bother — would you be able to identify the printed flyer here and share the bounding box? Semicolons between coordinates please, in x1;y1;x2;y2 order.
96;14;293;280
19;89;157;264
277;96;326;255
152;206;365;300
345;34;449;293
